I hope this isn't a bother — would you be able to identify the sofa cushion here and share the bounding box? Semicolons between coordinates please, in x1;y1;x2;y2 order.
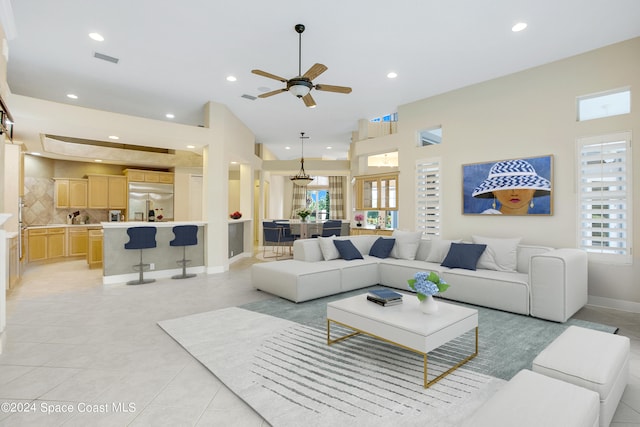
426;239;461;263
334;239;364;260
369;237;396;258
441;243;487;270
472;236;521;272
390;230;423;260
318;236;340;261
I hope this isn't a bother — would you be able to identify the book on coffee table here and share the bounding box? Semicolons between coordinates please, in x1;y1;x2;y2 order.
367;295;403;306
367;288;403;306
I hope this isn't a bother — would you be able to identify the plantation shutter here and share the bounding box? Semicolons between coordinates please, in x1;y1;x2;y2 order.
416;158;441;237
577;132;632;262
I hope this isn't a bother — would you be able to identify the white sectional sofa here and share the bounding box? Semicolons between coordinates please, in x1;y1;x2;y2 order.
251;233;588;322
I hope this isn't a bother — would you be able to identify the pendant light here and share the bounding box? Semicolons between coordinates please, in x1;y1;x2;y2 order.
290;132;313;186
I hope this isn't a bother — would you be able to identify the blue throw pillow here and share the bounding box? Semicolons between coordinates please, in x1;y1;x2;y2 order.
441;243;487;270
333;239;363;260
369;237;396;259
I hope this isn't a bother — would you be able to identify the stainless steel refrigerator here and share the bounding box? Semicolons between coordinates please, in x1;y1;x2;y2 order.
128;182;174;221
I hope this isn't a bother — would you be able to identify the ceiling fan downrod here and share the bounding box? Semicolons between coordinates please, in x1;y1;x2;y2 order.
295;24;305;77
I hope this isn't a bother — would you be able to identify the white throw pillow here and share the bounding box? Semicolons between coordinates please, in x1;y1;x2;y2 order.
390;230;423;260
318;236;340;261
472;236;521;272
426;239;461;263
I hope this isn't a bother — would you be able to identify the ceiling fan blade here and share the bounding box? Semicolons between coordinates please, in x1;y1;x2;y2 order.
251;69;288;83
302;63;327;81
315;84;352;94
302;93;316;108
258;88;287;98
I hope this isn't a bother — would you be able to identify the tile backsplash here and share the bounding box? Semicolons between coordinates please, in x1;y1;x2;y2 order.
23;177;109;226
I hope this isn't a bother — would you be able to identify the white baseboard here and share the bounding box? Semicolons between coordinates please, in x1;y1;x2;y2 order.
229;252;251;264
103;266;207;286
587;295;640;313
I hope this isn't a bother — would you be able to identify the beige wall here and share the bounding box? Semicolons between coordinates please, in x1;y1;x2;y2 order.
353;37;640;309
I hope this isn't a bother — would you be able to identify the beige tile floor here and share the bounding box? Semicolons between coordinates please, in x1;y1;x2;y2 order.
1;257;639;426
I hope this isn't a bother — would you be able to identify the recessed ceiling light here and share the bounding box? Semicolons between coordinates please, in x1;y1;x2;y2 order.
326;146;332;150
387;72;398;79
89;32;104;42
226;76;237;82
165;113;175;119
67;93;78;99
285;146;291;150
108;135;119;140
186;145;195;149
94;159;102;162
230;161;238;164
512;22;528;32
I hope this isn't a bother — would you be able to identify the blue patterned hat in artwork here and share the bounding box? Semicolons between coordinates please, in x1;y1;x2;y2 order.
472;159;551;198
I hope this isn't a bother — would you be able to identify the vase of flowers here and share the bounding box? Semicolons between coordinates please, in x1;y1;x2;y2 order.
408;271;449;314
296;208;312;222
354;213;364;227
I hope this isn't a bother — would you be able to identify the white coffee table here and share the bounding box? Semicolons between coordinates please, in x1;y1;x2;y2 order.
327;293;478;388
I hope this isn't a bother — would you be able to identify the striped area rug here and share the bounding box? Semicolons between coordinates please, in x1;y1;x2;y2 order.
158;307;504;427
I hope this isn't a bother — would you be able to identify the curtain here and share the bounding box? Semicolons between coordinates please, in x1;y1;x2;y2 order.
290;184;306;218
329;176;345;219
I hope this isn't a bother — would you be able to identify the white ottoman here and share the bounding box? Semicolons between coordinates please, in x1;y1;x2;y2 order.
465;369;599;427
532;325;630;427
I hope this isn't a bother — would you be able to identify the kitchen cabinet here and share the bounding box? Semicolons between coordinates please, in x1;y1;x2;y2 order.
88;175;128;209
87;229;103;269
28;227;65;262
124;168;174;184
68;227;88;256
47;228;66;259
108;176;127;208
355;173;398;211
88;175;108;208
54;178;88;208
350;227;394;236
27;229;46;262
8;234;19;289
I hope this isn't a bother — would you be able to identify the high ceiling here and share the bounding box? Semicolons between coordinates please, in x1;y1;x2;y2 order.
5;0;640;161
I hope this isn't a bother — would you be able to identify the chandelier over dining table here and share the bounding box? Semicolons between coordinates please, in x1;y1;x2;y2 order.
290;131;314;186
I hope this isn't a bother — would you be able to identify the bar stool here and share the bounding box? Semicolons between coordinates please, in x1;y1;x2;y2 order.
124;226;157;285
170;225;198;279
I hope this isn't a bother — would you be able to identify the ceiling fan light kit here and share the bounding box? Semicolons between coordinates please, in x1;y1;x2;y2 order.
252;24;352;108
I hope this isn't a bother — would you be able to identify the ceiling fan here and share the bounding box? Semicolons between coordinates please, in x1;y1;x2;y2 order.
252;24;352;108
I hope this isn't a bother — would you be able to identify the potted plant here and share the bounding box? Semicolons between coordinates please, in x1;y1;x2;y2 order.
354;213;364;227
408;271;449;314
296;208;312;222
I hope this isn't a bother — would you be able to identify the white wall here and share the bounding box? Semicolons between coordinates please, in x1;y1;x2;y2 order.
353;37;640;308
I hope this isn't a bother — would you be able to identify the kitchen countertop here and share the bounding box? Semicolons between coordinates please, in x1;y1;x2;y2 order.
101;221;207;229
26;224;104;229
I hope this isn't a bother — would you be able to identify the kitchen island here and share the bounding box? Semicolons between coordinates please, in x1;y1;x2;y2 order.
101;221;206;285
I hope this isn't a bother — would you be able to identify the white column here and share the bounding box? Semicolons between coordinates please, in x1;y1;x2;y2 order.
202;103;229;273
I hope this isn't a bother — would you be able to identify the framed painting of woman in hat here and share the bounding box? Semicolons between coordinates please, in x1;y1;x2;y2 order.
463;155;553;215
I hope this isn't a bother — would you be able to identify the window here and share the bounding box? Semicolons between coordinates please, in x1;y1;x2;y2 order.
306;188;329;220
418;126;442;146
577;132;632;262
370;113;397;122
577;88;630;121
305;176;330;220
416;158;441;237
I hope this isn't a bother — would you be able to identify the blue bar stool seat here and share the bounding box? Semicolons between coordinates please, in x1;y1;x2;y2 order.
170;225;198;279
124;226;157;285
